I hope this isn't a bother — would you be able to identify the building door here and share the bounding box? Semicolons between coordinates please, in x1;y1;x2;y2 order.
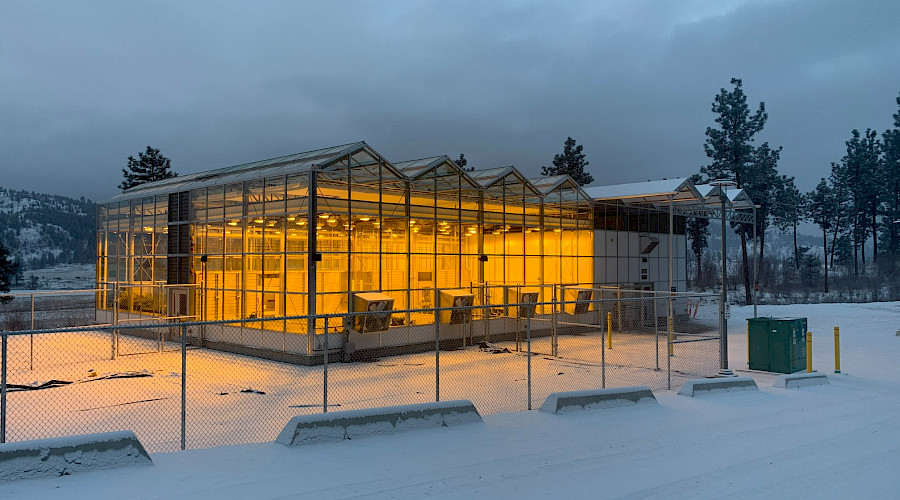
168;287;191;320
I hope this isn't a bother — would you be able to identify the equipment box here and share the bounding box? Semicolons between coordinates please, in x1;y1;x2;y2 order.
747;317;807;373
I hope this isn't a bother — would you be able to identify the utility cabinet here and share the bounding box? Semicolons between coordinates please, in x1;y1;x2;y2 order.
747;317;807;373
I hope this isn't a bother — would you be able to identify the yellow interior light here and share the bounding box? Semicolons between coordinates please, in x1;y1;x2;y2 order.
318;213;329;219
359;216;370;222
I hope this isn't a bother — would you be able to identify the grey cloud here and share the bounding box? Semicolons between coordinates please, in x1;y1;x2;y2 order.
1;0;898;202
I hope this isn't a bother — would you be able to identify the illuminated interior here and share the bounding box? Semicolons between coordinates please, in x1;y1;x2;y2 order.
97;142;594;353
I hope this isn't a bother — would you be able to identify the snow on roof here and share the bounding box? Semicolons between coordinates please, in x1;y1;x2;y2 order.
583;178;699;203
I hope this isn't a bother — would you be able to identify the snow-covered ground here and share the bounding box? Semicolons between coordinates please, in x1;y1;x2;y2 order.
17;264;95;290
1;301;899;498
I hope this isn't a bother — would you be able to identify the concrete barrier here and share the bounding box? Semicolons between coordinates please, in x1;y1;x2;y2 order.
276;400;482;446
0;431;152;482
677;377;758;397
540;386;657;414
774;372;830;389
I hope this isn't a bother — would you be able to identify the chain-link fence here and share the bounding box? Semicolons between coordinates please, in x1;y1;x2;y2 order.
0;287;720;453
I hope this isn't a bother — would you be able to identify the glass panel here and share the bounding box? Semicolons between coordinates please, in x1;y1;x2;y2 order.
351;215;379;252
225;183;243;219
206;222;224;254
207;185;225;220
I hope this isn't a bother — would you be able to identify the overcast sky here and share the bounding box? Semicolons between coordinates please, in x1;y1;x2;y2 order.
2;0;899;202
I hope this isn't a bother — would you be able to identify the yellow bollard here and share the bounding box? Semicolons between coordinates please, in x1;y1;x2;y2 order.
668;316;674;356
806;331;813;373
834;326;841;374
607;312;612;349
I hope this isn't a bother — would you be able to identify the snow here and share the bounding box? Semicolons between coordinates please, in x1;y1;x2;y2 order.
275;400;481;446
676;376;758;396
0;301;899;498
0;431;151;482
773;372;830;388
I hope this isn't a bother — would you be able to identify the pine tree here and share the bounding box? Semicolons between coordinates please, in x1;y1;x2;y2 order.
807;178;836;292
701;78;769;303
880;92;900;260
542;137;593;186
456;153;474;172
686;174;710;284
0;243;17;303
772;175;805;269
743;142;782;264
834;129;881;274
701;78;767;187
120;146;177;191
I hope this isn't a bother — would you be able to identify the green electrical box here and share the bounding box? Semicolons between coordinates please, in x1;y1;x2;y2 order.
747;317;807;373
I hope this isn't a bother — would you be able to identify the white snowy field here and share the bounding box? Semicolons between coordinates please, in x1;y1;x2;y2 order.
1;301;899;498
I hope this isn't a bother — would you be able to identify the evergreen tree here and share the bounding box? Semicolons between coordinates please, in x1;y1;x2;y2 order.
880;92;900;259
743;142;782;264
0;243;16;303
686;174;710;284
833;129;880;274
542;137;593;186
456;153;474;172
120;146;177;191
771;175;806;269
807;178;836;292
700;78;769;303
701;78;767;187
827;162;852;270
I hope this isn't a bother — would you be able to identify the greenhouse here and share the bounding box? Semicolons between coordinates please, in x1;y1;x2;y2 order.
97;141;595;360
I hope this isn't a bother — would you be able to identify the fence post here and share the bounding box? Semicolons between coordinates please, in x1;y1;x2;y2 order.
667;321;671;390
323;316;329;413
654;295;659;371
434;288;440;403
1;329;6;443
601;306;606;389
551;285;558;357
180;323;187;451
30;293;34;371
112;284;118;361
483;282;490;342
527;306;532;411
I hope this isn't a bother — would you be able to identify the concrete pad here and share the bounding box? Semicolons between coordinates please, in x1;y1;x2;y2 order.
540;386;657;414
276;400;482;446
677;377;758;397
0;430;152;482
774;372;830;389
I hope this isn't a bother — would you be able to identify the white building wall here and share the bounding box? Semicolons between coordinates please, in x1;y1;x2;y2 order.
593;229;687;292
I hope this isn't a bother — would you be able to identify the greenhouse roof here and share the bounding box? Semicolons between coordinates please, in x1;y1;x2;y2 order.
108;141;370;202
583;178;701;203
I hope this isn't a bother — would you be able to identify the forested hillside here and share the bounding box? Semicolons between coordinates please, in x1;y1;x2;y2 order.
0;187;96;269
